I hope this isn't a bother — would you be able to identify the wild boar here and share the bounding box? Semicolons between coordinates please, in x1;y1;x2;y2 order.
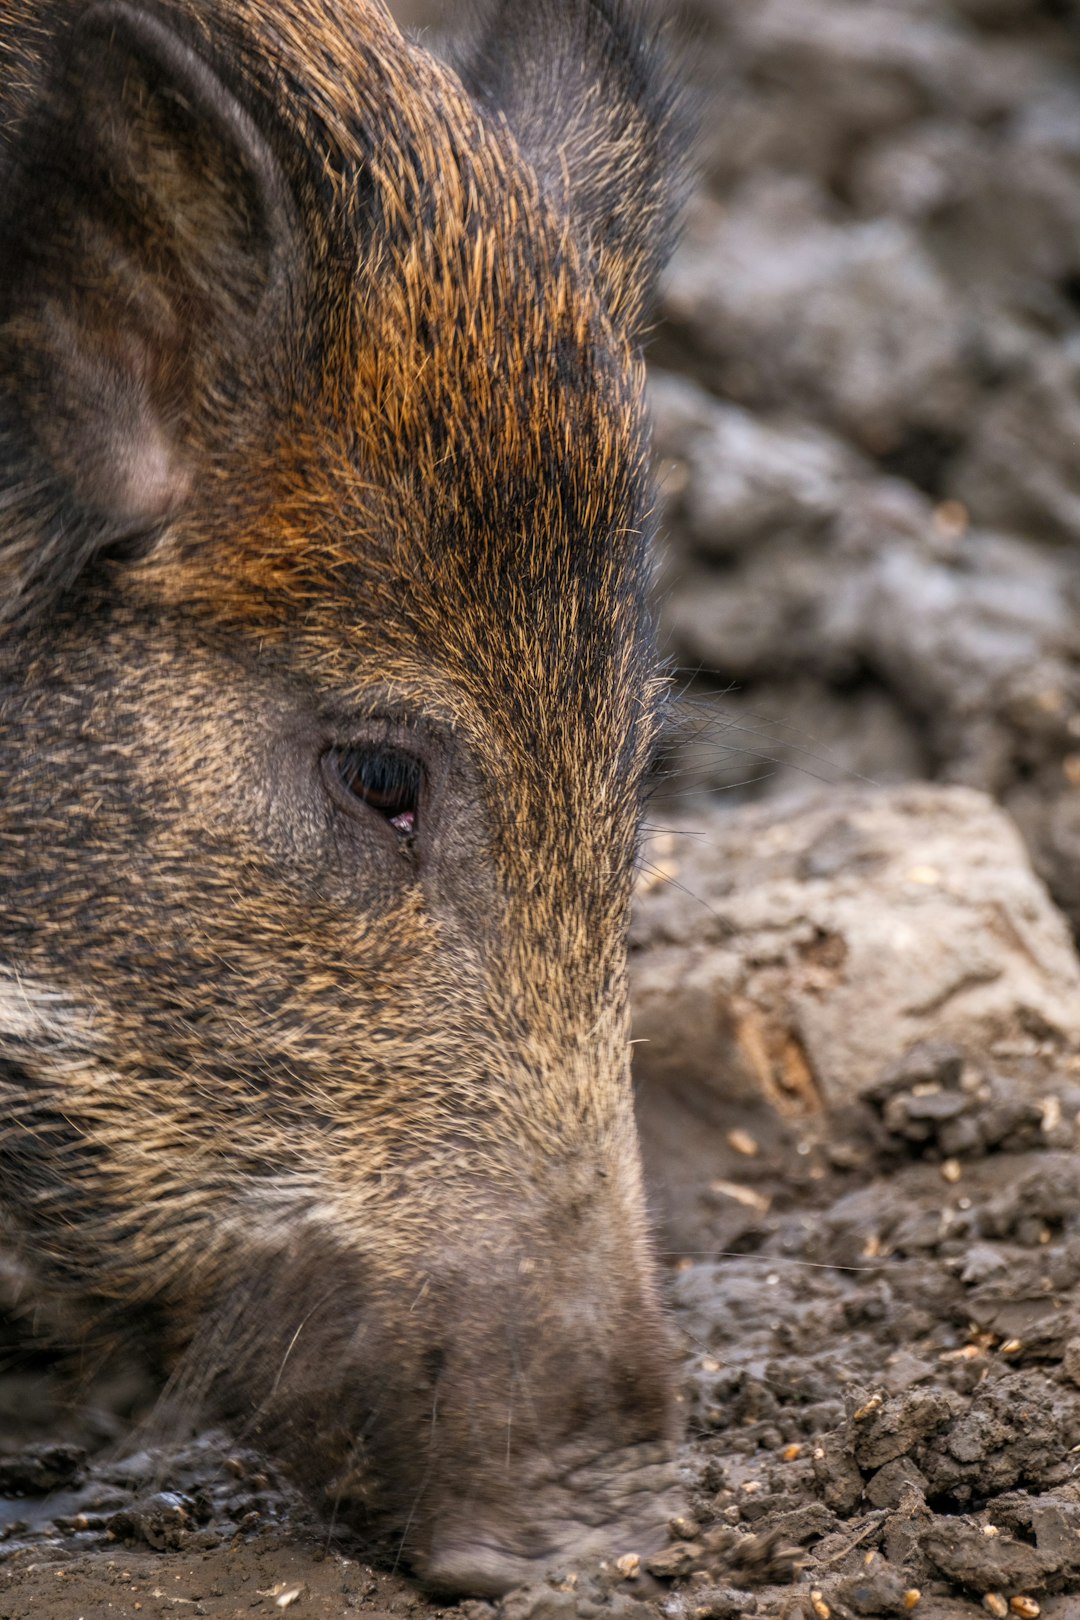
0;0;685;1593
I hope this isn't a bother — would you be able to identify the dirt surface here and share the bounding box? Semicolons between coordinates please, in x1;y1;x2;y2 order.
7;0;1080;1618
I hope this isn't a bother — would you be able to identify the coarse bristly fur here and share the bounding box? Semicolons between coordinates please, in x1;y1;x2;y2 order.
0;0;688;1594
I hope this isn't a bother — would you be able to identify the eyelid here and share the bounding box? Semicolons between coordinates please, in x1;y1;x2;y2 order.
324;743;423;837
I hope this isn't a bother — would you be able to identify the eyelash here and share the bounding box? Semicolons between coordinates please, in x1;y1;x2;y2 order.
327;745;421;836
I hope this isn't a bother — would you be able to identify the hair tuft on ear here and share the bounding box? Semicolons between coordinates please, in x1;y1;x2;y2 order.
454;0;691;336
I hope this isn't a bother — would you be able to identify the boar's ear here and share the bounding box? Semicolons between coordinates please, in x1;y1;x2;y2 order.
0;2;294;626
456;0;687;335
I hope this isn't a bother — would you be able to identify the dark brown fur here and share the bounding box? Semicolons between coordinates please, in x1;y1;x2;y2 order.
0;0;685;1592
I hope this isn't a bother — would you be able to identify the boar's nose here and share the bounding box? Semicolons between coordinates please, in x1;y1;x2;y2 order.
422;1535;555;1599
420;1438;681;1596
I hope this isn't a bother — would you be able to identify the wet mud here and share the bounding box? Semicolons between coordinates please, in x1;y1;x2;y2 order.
6;0;1080;1617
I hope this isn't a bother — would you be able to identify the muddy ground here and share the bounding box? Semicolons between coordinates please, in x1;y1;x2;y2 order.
6;0;1080;1617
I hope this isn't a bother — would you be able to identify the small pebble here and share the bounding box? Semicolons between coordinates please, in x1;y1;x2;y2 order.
647;1542;704;1579
615;1554;640;1580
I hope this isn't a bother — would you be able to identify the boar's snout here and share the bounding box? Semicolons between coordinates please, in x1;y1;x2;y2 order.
214;1185;681;1594
420;1439;680;1596
391;1244;680;1595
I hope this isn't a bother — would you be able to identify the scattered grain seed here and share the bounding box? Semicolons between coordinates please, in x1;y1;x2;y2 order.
862;1234;882;1258
983;1596;1008;1618
983;1525;1000;1537
782;1444;802;1462
615;1554;641;1580
905;865;941;885
853;1395;883;1421
1010;1600;1040;1618
1040;1095;1063;1133
941;1159;962;1183
810;1590;830;1619
701;1357;721;1374
708;1179;772;1213
934;499;969;538
742;1480;761;1494
903;1592;921;1611
276;1591;303;1612
669;1516;700;1541
1000;1339;1024;1357
940;1344;985;1362
726;1128;759;1157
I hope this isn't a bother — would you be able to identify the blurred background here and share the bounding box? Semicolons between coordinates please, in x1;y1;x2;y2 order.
391;0;1080;929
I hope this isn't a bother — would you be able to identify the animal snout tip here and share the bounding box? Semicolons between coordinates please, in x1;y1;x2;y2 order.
419;1461;683;1598
421;1536;537;1598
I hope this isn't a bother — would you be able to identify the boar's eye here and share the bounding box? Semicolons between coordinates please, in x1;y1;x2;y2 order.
329;746;421;835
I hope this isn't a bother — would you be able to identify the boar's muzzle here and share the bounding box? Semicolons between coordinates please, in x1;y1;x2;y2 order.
200;1188;680;1594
